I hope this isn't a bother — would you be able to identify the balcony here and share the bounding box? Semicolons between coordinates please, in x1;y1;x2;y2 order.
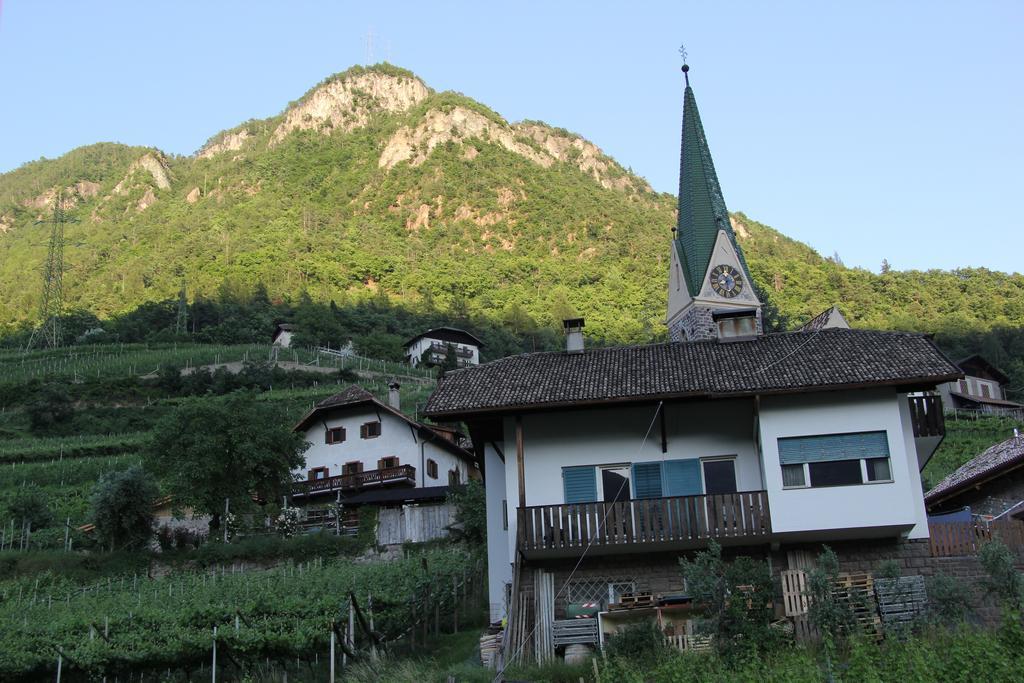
292;465;416;498
517;491;772;559
908;395;945;468
428;342;474;358
908;395;944;438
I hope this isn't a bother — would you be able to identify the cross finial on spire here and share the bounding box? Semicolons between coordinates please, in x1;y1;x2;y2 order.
678;44;690;86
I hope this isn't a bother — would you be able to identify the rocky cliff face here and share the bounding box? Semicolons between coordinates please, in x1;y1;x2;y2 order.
271;71;429;145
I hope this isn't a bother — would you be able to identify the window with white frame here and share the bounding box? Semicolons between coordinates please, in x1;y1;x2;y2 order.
779;431;893;489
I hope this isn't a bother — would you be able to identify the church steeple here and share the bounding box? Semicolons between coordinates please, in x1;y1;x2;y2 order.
667;63;761;342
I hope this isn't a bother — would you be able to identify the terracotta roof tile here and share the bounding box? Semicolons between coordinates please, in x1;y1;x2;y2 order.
424;329;960;417
926;435;1024;503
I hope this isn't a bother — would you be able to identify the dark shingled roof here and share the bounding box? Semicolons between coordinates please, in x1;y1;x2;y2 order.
294;385;475;463
314;385;375;409
342;486;452;506
926;435;1024;505
423;329;960;417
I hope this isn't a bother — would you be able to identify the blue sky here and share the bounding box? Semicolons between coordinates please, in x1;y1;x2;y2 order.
1;1;1021;273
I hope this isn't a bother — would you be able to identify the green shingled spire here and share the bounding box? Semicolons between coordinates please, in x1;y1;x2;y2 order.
675;70;752;296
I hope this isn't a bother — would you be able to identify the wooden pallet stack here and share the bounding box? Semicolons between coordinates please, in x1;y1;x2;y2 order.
834;573;882;640
874;575;928;627
552;618;599;646
608;590;654;611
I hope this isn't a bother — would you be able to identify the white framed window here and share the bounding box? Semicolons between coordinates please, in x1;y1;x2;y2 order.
779;431;894;489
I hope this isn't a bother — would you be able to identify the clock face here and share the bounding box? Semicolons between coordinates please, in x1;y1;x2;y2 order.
709;264;744;298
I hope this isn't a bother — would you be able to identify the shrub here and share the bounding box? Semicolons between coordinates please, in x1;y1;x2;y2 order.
603;619;671;663
447;479;486;544
927;573;972;624
25;383;74;433
678;540;781;658
4;485;55;530
90;465;158;551
979;539;1024;611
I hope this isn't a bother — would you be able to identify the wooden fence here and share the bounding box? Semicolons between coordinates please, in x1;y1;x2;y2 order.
929;520;1024;557
376;503;455;545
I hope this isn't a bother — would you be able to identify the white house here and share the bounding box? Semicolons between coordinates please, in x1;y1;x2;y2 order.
422;64;962;654
291;384;478;534
936;354;1022;416
405;327;484;368
272;323;295;348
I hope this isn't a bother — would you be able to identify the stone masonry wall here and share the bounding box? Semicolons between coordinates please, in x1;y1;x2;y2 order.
933;467;1024;518
522;536;1024;626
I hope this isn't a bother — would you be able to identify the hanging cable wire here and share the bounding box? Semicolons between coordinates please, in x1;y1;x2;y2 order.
496;401;664;677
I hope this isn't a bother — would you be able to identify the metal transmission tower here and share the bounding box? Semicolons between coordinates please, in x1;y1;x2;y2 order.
29;193;78;349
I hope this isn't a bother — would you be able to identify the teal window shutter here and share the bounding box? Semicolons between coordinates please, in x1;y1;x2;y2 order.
562;466;597;503
632;462;663;499
663;459;702;497
778;431;889;465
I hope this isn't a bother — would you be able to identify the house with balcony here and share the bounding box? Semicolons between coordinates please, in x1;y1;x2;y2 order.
936;354;1022;417
291;383;477;538
405;327;484;368
422;63;961;660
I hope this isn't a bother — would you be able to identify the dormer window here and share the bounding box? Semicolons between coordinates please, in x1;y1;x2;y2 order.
713;309;758;341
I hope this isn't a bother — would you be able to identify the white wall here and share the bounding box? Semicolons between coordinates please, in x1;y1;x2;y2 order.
484;444;511;622
500;399;763;564
299;406;471;487
272;329;293;348
758;389;928;540
407;337;480;367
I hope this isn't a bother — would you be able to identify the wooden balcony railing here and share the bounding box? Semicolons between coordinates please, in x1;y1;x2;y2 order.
292;465;416;497
428;342;474;358
517;491;771;555
909;395;944;438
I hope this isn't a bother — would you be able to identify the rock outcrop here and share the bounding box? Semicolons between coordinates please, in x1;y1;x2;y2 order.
271;72;428;145
380;106;551;170
380;109;649;194
113;153;172;194
198;129;252;158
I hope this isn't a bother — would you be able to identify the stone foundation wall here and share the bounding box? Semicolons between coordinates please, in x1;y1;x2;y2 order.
521;536;1024;626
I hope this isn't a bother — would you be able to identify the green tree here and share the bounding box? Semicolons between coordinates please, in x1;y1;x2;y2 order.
91;466;158;551
144;391;308;532
5;485;54;530
678;540;778;658
447;479;485;544
25;384;74;433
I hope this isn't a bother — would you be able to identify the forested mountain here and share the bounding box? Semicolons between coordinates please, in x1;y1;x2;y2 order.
1;64;1022;388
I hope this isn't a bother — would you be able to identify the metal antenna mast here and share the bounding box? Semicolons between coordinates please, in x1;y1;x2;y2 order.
29;192;78;349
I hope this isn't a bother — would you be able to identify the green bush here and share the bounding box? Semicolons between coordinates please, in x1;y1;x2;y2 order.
4;485;55;530
90;465;158;551
447;480;486;544
604;619;671;663
979;539;1024;611
25;383;74;434
679;540;781;658
927;573;972;624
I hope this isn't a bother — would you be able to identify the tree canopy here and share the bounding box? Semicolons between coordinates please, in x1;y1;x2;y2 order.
144;391;308;528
